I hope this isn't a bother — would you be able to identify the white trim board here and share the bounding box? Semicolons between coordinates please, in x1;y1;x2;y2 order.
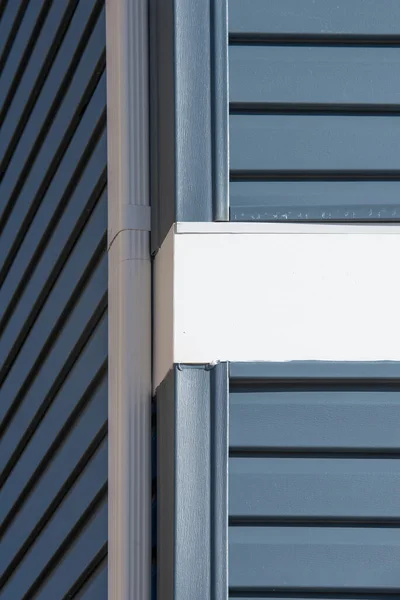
176;222;400;235
154;222;400;390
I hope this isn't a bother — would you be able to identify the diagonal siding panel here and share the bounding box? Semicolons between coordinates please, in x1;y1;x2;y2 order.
0;1;108;595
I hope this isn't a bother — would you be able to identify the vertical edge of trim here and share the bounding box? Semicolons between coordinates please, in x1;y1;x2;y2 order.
156;364;229;600
211;362;229;600
150;0;229;253
106;0;151;599
157;369;176;600
150;0;176;254
153;225;175;393
149;0;160;255
174;0;213;225
175;366;212;599
212;0;229;221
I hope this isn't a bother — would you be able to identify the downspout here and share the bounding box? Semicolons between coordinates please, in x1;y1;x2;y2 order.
106;0;151;598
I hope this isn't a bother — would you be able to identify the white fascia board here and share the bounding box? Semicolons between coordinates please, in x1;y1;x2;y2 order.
154;222;400;391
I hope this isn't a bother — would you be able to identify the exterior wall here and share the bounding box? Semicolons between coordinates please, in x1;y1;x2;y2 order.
154;1;400;599
0;1;108;597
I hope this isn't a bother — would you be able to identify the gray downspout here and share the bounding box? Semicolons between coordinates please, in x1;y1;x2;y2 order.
106;0;151;598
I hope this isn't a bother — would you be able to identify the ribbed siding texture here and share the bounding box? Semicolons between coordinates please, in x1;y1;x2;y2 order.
0;1;107;597
229;0;400;222
229;368;400;597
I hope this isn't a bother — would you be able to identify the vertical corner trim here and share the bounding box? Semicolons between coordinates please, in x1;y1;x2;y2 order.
212;0;229;221
106;0;151;599
211;362;229;600
150;0;229;252
156;364;229;600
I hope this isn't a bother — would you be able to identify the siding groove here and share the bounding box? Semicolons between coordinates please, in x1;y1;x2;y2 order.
0;3;107;594
229;0;400;221
229;34;400;45
0;0;30;76
0;45;106;283
0;427;107;590
229;366;400;595
63;545;108;600
0;283;107;466
0;211;107;429
0;0;79;180
0;0;53;127
21;496;108;599
0;121;107;367
0;353;107;531
0;0;9;22
0;0;48;109
0;146;107;337
70;554;107;599
20;490;107;599
0;0;104;231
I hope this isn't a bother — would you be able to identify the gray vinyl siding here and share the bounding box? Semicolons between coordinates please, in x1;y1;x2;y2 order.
229;0;400;222
149;0;228;252
156;365;228;600
156;363;400;597
229;363;400;595
0;1;107;597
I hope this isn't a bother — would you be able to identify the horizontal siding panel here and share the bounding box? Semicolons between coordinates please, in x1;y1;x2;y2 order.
229;526;400;591
230;458;400;519
229;366;400;594
230;386;400;450
230;362;400;381
229;0;400;36
0;379;107;579
0;316;107;526
230;181;400;222
230;114;400;172
230;46;400;106
0;0;102;227
0;193;106;428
